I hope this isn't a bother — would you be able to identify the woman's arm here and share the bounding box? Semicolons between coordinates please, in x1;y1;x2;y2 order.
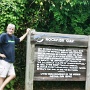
19;28;30;42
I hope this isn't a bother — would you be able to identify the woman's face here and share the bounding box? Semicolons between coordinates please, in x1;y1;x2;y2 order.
6;25;15;35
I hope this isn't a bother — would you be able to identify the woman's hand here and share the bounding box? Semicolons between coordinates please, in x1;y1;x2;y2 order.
0;53;6;58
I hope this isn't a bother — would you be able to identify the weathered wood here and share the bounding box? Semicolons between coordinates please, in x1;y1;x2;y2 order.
32;32;88;81
85;36;90;90
25;31;89;90
34;46;87;81
31;32;88;47
25;29;35;90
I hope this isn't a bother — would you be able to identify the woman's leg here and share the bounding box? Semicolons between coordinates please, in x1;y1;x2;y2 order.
0;75;16;90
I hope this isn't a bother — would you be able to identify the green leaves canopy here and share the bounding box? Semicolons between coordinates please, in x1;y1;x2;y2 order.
0;0;90;34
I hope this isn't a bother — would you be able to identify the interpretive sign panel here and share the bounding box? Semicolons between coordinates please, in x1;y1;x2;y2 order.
34;46;87;81
32;32;88;81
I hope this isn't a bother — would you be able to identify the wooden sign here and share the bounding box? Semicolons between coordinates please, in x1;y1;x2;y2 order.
31;32;88;47
31;32;88;81
34;46;87;81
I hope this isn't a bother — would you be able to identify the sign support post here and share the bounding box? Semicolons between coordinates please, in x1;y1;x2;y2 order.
86;36;90;90
25;30;35;90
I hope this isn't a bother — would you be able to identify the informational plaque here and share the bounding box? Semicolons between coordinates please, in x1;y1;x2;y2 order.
34;46;87;81
32;33;88;81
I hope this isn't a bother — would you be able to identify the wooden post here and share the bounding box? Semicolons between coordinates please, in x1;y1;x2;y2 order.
86;36;90;90
25;29;35;90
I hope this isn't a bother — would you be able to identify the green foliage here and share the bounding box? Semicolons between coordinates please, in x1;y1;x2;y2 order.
0;0;90;90
24;0;90;34
0;0;26;33
5;80;15;90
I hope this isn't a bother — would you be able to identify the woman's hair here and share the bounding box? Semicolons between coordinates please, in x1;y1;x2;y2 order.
7;23;15;29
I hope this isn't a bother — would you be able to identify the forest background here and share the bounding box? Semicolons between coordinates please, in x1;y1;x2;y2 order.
0;0;90;90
